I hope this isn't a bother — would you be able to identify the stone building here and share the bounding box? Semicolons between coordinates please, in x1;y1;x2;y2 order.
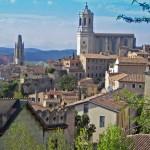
109;56;148;74
80;53;117;80
67;90;129;143
78;78;99;98
77;3;136;55
62;57;85;80
105;72;145;95
14;35;24;65
0;100;75;147
144;71;150;97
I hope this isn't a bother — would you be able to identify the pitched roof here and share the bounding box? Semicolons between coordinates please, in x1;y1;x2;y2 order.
118;57;148;64
79;78;95;85
81;53;117;59
67;90;127;113
127;134;150;150
109;73;128;81
119;74;145;83
0;100;16;114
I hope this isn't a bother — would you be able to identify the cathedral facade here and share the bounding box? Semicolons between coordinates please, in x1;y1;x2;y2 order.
77;3;136;55
14;35;24;65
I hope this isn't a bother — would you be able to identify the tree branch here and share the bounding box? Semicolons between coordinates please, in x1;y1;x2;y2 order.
132;0;150;13
117;1;150;23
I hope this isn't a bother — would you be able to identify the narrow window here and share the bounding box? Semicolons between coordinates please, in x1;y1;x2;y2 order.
84;103;89;113
132;84;135;88
84;18;86;26
79;18;82;26
100;116;105;128
89;18;91;25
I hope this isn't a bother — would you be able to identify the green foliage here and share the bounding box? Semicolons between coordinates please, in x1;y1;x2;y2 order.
46;67;56;74
58;74;77;91
0;80;18;98
14;91;24;99
136;103;150;134
115;89;150;134
117;0;150;23
75;114;96;140
47;129;71;150
75;128;93;150
2;122;44;150
98;126;134;150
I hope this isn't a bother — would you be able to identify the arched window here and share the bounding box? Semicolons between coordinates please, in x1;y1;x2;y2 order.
79;18;82;26
89;18;91;25
84;18;86;26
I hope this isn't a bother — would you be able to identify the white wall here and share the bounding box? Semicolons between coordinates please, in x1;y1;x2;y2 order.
75;102;117;143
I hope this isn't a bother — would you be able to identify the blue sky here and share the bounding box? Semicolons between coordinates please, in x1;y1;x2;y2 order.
0;0;149;49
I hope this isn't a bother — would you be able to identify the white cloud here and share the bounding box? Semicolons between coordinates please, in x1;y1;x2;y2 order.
0;12;149;50
0;13;76;49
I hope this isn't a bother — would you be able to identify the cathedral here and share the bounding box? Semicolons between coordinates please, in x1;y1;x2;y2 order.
14;35;24;65
77;3;136;55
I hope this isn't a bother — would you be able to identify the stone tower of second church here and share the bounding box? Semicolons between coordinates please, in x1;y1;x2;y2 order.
77;3;95;55
14;35;24;65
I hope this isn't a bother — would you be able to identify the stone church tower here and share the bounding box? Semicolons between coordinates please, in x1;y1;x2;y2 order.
77;4;136;55
14;35;24;65
77;3;95;55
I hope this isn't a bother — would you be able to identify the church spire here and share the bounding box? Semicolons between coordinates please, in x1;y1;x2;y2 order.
85;2;88;9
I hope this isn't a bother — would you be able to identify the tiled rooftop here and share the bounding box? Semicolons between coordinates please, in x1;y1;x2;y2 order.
119;74;145;83
128;134;150;150
81;53;117;59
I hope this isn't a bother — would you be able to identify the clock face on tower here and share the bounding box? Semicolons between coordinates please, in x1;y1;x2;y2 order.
81;41;87;50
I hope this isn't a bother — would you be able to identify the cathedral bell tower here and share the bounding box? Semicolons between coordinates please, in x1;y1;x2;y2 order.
77;3;95;55
14;35;24;65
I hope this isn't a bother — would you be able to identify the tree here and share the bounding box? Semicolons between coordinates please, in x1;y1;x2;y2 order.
58;74;77;91
46;67;56;74
75;113;96;140
97;126;134;150
0;80;18;98
114;89;150;134
14;91;24;99
2;122;44;150
117;0;150;23
136;97;150;134
47;129;71;150
75;128;93;150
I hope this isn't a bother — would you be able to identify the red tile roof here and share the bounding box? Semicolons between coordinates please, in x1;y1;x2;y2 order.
128;134;150;150
118;57;148;64
67;90;127;112
119;74;145;83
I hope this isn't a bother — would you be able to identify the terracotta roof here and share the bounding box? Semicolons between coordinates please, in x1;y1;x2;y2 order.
119;74;145;83
67;90;127;112
79;78;95;84
81;53;117;59
118;57;148;64
109;73;127;81
127;134;150;150
30;103;51;111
